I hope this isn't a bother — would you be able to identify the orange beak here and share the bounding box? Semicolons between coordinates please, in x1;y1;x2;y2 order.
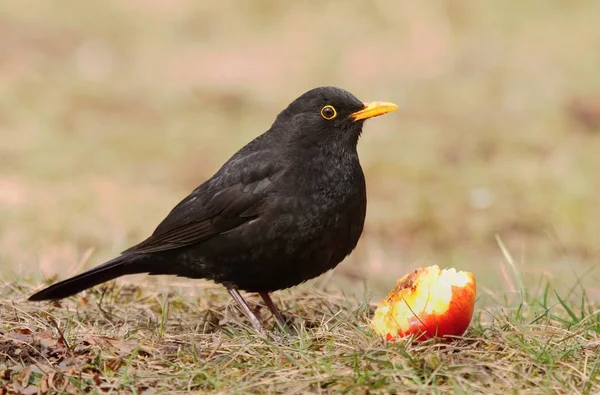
350;101;399;121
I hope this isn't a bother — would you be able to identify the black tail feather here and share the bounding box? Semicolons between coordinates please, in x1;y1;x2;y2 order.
28;255;142;301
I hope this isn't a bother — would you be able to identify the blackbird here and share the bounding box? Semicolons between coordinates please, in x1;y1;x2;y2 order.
29;86;398;334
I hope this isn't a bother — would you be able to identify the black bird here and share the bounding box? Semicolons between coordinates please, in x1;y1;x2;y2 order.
29;87;398;334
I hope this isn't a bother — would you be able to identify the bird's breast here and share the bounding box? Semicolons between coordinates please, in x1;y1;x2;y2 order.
284;158;367;245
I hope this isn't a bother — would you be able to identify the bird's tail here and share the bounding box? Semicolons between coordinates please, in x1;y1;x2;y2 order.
28;255;144;301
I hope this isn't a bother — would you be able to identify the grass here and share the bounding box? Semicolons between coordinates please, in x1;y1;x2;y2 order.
2;0;600;393
1;268;599;393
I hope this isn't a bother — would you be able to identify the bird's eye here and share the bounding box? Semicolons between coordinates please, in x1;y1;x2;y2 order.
320;105;337;120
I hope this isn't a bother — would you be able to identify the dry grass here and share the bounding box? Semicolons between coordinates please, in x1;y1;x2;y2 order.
1;273;599;394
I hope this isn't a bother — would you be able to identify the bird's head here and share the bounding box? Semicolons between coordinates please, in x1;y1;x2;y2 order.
272;86;398;151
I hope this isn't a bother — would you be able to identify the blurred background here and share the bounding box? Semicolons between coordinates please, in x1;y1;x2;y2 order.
2;1;600;301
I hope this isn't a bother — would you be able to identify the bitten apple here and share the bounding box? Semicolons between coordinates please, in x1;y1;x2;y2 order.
370;265;476;342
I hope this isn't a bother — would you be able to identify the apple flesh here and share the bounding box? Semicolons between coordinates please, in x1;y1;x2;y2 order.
370;265;476;342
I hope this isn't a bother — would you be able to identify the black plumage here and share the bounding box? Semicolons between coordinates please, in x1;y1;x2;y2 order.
29;86;398;333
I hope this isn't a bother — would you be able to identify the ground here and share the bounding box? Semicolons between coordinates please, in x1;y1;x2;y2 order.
1;1;600;393
1;278;599;393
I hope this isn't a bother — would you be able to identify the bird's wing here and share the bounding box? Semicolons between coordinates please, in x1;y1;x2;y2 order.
122;151;283;255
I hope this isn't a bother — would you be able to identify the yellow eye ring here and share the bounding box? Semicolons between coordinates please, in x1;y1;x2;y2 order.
320;105;337;120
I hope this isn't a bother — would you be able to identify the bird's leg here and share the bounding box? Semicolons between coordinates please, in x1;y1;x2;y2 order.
226;287;268;335
258;292;289;331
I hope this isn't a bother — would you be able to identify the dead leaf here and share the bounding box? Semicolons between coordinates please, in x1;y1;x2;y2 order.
82;336;150;356
105;357;124;372
4;331;31;343
0;369;11;380
17;366;32;388
35;330;53;339
65;380;81;394
36;330;59;349
12;381;38;395
48;372;67;392
98;337;137;354
39;374;49;394
57;357;86;371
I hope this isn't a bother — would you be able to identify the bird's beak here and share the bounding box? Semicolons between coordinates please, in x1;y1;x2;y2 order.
350;101;399;121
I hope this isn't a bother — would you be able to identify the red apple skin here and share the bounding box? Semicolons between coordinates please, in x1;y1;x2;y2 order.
387;278;476;342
